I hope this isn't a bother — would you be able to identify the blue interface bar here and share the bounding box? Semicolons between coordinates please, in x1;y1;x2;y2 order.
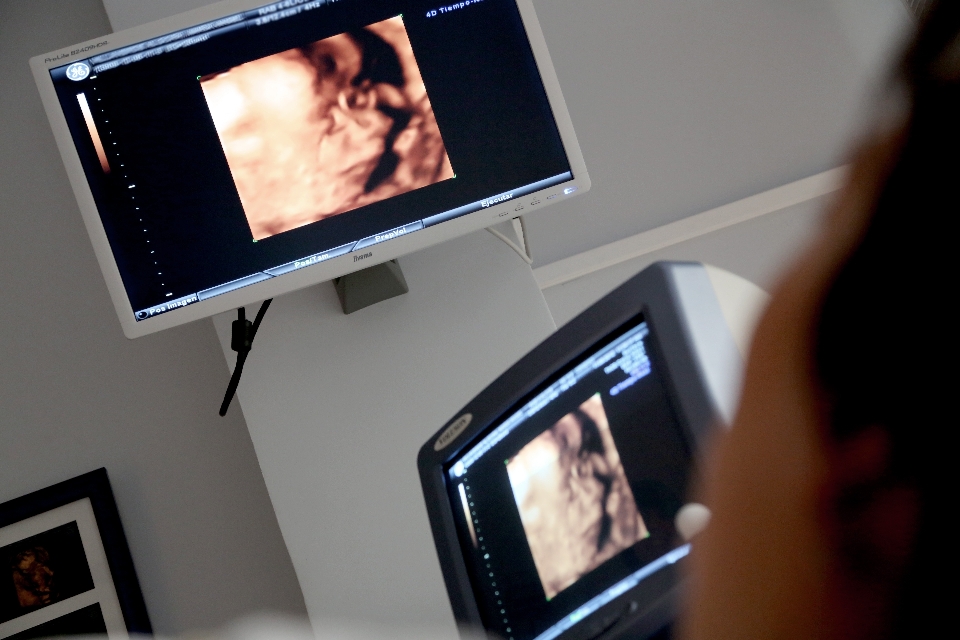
84;0;341;74
422;172;571;227
532;545;691;640
450;322;650;475
264;242;356;277
133;172;575;321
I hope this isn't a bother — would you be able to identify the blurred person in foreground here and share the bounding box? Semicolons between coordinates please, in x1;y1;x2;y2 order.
682;2;956;639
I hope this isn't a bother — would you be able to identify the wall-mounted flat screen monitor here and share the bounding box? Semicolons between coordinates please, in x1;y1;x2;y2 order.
418;262;743;640
30;0;588;337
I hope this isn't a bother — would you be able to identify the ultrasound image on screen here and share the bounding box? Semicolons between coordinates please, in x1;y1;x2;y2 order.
201;16;454;240
508;394;649;599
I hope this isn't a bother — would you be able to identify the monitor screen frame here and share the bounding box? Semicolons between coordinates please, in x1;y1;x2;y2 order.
418;262;739;639
29;0;589;338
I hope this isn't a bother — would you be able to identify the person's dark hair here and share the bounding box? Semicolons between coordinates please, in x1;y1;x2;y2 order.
815;1;958;635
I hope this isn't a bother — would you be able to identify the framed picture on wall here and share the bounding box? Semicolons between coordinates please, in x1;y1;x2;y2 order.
0;469;151;640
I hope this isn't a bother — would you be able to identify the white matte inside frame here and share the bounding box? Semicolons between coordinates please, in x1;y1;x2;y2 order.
0;499;127;640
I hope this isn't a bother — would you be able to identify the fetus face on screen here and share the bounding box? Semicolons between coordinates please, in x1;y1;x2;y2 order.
507;394;649;599
201;16;454;240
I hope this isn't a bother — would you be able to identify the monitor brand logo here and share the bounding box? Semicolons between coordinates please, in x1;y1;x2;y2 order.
66;62;91;81
45;41;109;63
354;252;372;262
435;413;472;451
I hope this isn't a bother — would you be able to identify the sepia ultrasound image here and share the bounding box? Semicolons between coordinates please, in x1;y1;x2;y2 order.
0;523;94;625
201;16;454;240
507;394;649;600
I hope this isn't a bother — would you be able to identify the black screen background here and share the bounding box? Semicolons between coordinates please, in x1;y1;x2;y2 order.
51;0;570;313
446;319;692;640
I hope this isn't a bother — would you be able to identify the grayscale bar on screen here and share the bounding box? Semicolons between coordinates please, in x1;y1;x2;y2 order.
352;220;424;251
197;272;273;301
265;242;356;277
458;483;478;548
532;545;691;640
422;172;572;227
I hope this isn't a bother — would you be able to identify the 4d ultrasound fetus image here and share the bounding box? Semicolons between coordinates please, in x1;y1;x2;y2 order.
0;522;94;624
507;395;649;600
9;547;56;610
201;16;454;240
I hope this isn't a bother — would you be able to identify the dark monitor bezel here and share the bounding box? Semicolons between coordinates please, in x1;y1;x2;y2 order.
418;261;736;639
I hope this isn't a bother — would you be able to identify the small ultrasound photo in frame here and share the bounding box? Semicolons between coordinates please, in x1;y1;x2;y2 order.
0;522;95;624
0;470;150;640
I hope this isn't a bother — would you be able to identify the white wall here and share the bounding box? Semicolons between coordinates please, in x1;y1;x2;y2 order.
0;0;306;633
527;0;911;328
520;0;871;266
541;194;829;328
828;0;912;84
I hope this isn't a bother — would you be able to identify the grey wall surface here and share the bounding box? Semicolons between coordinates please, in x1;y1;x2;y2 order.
522;0;874;266
100;0;220;28
830;0;911;82
0;0;307;633
542;195;829;329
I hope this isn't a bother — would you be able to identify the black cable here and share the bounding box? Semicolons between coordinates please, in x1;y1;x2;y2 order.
251;297;272;335
219;298;272;416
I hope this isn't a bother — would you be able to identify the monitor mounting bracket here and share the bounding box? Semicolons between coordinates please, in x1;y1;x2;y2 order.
334;259;409;314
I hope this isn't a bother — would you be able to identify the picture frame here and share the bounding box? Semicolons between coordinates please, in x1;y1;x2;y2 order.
0;469;151;640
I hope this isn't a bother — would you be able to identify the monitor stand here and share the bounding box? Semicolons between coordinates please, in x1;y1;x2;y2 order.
334;259;409;315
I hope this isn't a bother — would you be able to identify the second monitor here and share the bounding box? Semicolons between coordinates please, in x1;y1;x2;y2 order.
419;262;744;640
